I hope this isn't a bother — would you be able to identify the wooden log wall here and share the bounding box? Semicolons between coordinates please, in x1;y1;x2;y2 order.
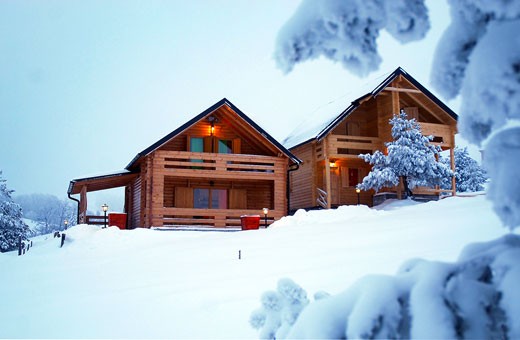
288;142;315;210
157;115;270;156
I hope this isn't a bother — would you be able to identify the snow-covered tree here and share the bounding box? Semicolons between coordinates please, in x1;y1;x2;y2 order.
357;111;453;197
0;172;29;252
276;0;520;230
441;147;487;192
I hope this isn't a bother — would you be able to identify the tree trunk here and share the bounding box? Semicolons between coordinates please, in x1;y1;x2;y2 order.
402;176;413;198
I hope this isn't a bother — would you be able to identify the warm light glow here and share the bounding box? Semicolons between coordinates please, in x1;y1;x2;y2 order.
101;203;109;212
210;125;215;136
262;207;269;215
329;161;337;168
356;188;361;194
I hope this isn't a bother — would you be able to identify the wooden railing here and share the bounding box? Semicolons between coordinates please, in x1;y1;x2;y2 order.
85;215;107;226
327;135;383;158
317;188;328;209
159;208;278;228
154;150;285;179
419;123;454;149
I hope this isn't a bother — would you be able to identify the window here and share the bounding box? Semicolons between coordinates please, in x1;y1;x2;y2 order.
218;139;233;154
190;137;204;152
193;188;228;209
341;167;361;188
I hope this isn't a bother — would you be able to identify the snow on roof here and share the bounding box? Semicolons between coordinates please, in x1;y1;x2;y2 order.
283;69;394;149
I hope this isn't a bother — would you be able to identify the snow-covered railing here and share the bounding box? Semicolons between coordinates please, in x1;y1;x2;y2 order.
317;188;328;209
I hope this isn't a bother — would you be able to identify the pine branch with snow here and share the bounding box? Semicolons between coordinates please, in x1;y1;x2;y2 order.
252;235;520;339
441;146;487;192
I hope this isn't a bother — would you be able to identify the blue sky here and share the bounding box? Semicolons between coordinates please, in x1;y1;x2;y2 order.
0;0;460;210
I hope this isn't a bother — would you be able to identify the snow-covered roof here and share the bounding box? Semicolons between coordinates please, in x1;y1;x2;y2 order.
283;67;458;149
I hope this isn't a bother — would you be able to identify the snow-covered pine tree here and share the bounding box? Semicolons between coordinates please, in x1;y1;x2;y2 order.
0;171;29;252
441;147;487;192
357;111;453;197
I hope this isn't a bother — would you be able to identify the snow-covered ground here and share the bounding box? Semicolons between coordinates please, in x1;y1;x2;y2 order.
0;194;508;338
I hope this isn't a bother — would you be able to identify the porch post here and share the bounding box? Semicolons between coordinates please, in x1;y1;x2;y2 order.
450;147;456;196
79;185;87;224
325;158;332;209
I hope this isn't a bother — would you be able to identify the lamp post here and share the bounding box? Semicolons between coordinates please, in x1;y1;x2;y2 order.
64;219;69;230
262;207;269;228
101;203;109;228
355;188;361;205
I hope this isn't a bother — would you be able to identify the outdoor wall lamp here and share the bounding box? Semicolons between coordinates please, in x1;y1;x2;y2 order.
208;116;217;136
101;203;109;228
356;188;361;205
262;207;269;228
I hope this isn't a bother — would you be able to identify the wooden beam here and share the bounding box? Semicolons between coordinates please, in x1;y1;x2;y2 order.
384;87;422;94
325;158;332;209
450;147;456;196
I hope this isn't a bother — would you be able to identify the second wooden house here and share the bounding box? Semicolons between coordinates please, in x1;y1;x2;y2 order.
68;98;301;228
284;67;458;211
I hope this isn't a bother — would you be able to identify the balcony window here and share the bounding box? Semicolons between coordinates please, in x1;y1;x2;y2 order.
194;188;228;209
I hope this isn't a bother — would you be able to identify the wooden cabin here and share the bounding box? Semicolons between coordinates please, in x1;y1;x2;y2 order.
68;98;301;228
284;67;458;210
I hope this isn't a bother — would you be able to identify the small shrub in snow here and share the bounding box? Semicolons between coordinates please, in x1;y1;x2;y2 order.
249;278;309;339
358;111;453;197
441;146;487;192
251;236;520;339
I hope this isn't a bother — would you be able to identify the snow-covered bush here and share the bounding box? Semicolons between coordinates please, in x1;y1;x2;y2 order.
251;235;520;339
249;278;310;339
358;111;453;196
0;172;29;252
441;146;487;192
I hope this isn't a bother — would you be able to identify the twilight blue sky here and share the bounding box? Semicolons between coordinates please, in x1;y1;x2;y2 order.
0;0;461;210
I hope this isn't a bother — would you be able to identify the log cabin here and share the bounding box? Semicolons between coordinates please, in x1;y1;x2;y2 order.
68;98;301;228
284;67;458;211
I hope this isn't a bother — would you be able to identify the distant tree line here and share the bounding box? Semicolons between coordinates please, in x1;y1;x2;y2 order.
14;193;77;235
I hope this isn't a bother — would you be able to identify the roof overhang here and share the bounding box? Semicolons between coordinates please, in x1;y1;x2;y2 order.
125;98;301;170
68;171;138;195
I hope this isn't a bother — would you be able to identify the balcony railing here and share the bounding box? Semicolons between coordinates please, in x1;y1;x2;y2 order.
419;123;454;149
326;135;383;159
157;207;279;228
154;150;285;179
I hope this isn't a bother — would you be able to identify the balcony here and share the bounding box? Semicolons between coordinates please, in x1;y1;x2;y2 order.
153;150;286;180
318;135;383;160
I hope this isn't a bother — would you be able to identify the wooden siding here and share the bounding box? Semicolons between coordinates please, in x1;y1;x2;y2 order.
147;150;287;228
289;75;457;210
157;109;274;156
289;142;315;210
129;175;142;228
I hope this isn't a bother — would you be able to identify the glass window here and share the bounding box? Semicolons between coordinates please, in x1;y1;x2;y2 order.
211;189;228;209
194;188;209;209
218;139;233;154
193;188;227;209
190;137;204;152
348;168;359;187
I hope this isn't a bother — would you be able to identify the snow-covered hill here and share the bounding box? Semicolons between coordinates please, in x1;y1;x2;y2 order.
0;195;508;338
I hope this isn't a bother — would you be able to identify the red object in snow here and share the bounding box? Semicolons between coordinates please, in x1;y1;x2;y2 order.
240;215;260;230
108;213;127;229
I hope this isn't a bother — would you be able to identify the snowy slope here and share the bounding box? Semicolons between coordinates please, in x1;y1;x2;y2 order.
0;195;507;338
